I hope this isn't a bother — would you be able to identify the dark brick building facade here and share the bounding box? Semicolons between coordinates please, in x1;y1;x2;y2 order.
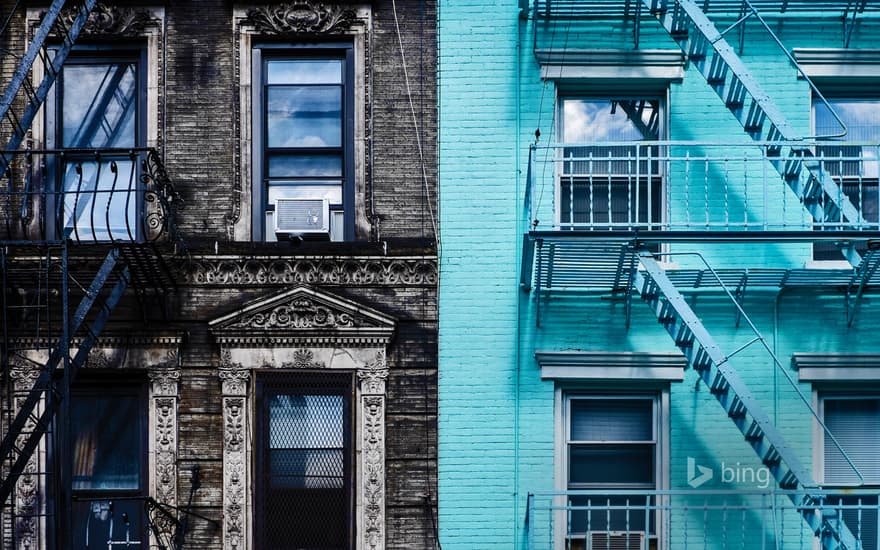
0;2;437;549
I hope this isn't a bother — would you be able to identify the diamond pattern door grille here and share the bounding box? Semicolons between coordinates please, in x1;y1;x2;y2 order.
256;373;354;550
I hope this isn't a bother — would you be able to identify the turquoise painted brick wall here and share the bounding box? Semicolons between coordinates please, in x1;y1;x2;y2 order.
440;3;880;548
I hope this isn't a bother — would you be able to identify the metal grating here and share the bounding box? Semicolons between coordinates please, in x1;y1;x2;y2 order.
256;372;353;550
527;238;880;293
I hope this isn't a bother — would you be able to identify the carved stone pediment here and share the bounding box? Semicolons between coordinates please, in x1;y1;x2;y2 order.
209;286;396;347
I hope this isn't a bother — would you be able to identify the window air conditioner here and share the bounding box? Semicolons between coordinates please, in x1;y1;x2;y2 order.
274;198;330;239
587;531;645;550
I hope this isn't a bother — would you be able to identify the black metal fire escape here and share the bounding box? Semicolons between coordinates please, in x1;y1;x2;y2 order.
1;2;187;547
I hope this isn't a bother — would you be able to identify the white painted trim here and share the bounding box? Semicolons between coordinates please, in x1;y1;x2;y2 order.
794;49;880;79
538;351;686;381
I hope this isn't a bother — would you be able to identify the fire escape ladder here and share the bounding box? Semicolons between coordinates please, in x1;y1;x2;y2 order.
0;0;98;154
633;252;860;550
641;0;866;267
0;247;129;505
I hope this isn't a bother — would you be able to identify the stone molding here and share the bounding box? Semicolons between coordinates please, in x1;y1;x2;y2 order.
8;358;43;550
49;3;158;37
231;4;371;239
209;285;396;348
215;287;393;550
180;256;437;287
243;2;358;35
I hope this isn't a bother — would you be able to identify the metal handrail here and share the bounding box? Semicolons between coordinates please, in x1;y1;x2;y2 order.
648;250;865;486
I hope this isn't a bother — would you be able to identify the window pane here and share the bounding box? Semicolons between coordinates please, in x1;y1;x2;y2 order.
71;394;140;490
268;154;342;178
562;99;660;142
570;399;653;442
269;394;344;449
72;499;144;549
268;183;342;205
62;63;136;148
569;444;655;485
267;86;341;147
263;391;348;549
267;60;342;84
62;159;137;240
824;397;880;484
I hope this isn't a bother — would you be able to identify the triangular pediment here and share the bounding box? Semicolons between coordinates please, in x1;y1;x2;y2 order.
208;286;396;346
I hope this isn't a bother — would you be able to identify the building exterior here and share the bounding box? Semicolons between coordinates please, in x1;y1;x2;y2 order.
0;1;437;549
439;1;880;549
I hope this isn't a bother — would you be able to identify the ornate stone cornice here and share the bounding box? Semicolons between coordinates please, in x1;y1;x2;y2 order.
180;256;437;287
244;2;357;35
48;4;158;37
357;350;388;395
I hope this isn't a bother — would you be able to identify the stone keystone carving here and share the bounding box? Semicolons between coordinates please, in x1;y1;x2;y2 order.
245;2;357;35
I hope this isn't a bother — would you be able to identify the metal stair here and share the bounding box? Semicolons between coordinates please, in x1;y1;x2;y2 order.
641;0;867;267
633;251;861;550
0;0;97;154
0;247;129;505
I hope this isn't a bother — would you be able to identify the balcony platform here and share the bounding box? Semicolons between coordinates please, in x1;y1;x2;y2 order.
521;231;880;293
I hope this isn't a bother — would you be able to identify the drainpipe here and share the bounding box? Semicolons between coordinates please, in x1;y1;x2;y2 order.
514;5;524;549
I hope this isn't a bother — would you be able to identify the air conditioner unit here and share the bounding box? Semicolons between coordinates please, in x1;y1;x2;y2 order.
274;198;330;239
587;531;645;550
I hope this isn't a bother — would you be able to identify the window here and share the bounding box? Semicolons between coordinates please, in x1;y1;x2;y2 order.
557;97;663;232
67;381;147;548
253;45;354;242
812;96;880;261
255;372;354;549
564;395;658;549
821;394;880;550
47;48;146;240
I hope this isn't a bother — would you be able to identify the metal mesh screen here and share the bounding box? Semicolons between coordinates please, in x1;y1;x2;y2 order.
256;372;353;550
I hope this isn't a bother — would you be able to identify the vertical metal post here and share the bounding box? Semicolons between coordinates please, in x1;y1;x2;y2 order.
535;239;543;328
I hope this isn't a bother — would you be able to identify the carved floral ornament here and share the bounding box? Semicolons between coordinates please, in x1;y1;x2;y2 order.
180;257;437;287
244;2;358;35
45;3;157;37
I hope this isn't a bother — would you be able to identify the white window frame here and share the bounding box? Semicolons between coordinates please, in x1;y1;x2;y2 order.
808;93;880;266
554;388;670;550
554;90;668;234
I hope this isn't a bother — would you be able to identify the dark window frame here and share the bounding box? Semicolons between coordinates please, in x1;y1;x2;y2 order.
252;42;356;242
254;371;356;550
59;373;149;550
45;43;148;241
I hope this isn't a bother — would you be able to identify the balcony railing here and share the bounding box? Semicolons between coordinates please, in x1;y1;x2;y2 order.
0;148;182;244
526;489;880;550
524;141;880;235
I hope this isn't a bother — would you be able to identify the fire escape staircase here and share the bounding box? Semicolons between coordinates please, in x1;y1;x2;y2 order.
634;251;862;550
640;0;868;267
0;248;129;505
0;3;182;537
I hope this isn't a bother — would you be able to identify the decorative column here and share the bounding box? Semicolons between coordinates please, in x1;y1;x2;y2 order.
8;356;42;550
148;351;181;542
219;350;250;550
357;351;388;550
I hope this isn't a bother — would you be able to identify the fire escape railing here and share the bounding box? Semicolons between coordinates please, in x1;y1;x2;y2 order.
525;141;880;234
1;147;183;245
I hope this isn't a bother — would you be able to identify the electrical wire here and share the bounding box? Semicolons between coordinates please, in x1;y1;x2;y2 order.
391;0;438;250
